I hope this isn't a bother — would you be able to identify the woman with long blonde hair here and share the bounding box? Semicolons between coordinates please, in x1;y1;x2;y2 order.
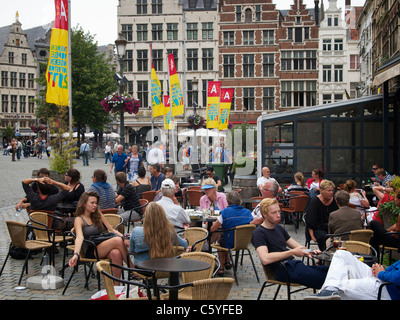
129;202;189;264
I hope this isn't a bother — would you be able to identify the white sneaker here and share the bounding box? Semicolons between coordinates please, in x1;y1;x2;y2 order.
304;289;341;300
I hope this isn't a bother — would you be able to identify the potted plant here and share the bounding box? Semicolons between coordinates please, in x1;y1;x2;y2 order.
187;114;205;129
101;92;140;114
378;200;400;228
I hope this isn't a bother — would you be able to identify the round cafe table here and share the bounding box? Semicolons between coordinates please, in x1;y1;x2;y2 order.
136;258;210;300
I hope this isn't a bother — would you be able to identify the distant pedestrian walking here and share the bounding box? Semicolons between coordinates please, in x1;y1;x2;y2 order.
80;139;90;166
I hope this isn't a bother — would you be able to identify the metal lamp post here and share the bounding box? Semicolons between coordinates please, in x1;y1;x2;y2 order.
115;33;128;150
191;77;199;164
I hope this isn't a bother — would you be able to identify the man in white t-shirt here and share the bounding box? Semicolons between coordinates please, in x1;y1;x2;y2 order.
257;167;282;197
157;179;190;236
147;142;165;169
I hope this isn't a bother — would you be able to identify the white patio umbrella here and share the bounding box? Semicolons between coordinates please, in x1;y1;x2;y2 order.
178;128;226;138
106;132;120;138
84;132;95;138
62;132;78;138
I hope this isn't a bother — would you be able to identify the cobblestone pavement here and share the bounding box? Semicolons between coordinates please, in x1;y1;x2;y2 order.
0;153;315;301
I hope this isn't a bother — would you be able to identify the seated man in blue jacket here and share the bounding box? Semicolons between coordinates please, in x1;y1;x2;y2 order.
210;190;257;275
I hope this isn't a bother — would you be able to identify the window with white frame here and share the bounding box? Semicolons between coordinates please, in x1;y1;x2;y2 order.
152;0;162;14
334;39;343;51
202;22;213;40
122;24;133;41
137;50;148;72
263;54;274;77
153;49;163;71
323;65;331;82
126;50;133;72
137;81;148;108
334;65;343;82
350;54;360;69
202;48;213;71
152;24;163;41
223;31;234;46
323;39;332;51
243;54;254;77
243;31;254;45
187;23;198;40
263;30;274;45
263;87;274;111
187;49;198;71
243;88;255;110
137;24;148;41
223;55;235;78
137;0;147;14
167;23;178;41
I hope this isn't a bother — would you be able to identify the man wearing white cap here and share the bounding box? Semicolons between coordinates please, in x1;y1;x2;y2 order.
157;178;190;236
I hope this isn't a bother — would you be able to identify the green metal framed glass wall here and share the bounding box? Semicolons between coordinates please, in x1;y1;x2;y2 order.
256;94;398;187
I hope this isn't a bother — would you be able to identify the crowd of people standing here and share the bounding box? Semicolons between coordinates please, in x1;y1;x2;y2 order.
3;137;50;161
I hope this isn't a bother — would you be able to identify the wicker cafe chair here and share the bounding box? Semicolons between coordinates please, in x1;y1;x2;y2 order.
257;262;316;300
186;189;203;208
126;199;149;233
158;277;234;300
96;260;154;300
29;211;74;266
211;224;259;285
61;228;110;295
325;229;373;244
158;252;220;300
340;240;377;256
103;214;123;230
130;246;185;287
0;221;53;285
183;227;208;252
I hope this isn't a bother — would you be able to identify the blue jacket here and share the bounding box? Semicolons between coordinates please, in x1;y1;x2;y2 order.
378;259;400;300
220;204;253;249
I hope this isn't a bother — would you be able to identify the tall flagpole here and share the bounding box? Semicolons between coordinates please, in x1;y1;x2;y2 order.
168;54;175;165
150;43;154;144
68;0;72;136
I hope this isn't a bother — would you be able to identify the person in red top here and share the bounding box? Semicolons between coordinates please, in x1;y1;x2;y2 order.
370;188;400;256
371;181;395;225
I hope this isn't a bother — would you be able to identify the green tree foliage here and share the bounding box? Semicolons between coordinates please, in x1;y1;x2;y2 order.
35;26;117;144
70;26;117;134
48;105;78;174
2;126;15;142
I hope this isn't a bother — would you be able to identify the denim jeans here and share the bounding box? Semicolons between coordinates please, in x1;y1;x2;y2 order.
82;151;89;166
105;152;111;164
276;259;329;289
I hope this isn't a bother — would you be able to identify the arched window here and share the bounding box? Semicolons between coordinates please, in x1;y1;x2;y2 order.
245;8;252;22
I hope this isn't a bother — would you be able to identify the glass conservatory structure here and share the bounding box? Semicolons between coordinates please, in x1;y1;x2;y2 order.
257;94;398;186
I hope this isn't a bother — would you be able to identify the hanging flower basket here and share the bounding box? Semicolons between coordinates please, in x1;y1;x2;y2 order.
30;125;47;134
187;114;205;129
101;92;140;115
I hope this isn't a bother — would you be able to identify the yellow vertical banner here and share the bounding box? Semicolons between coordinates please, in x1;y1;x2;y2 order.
168;53;184;117
206;81;221;129
163;95;174;130
218;88;234;130
151;45;166;117
46;0;69;106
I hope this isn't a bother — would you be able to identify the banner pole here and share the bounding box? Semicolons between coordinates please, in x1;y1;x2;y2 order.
68;0;72;136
